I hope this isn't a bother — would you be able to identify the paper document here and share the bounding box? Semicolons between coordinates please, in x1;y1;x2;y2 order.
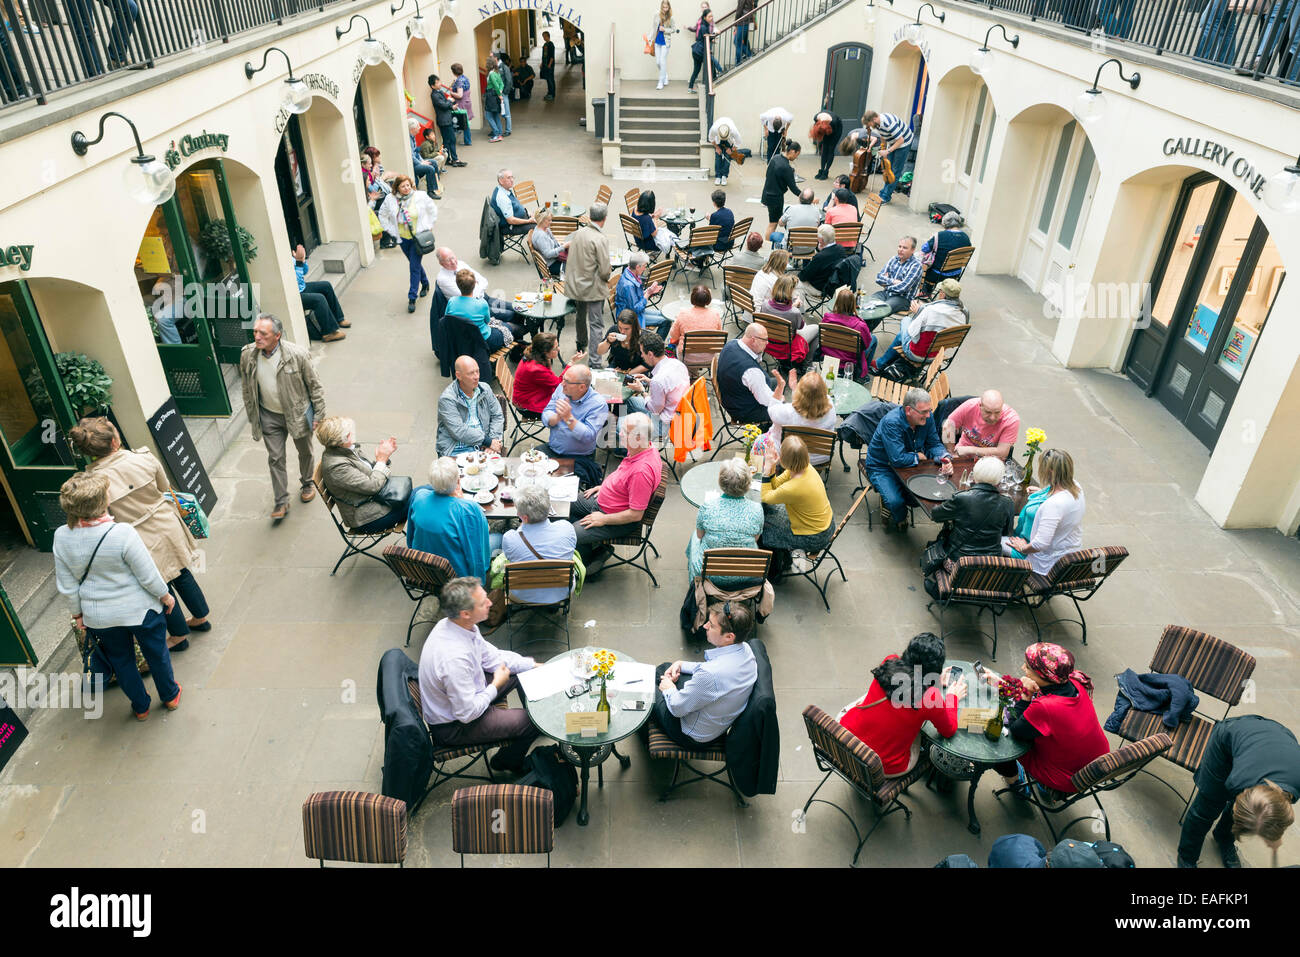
547;474;580;503
517;659;575;700
608;662;656;692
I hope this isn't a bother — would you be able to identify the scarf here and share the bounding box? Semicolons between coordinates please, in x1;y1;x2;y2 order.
1025;642;1093;696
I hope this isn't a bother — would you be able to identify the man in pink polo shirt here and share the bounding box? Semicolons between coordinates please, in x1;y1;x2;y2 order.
941;390;1020;460
570;412;664;573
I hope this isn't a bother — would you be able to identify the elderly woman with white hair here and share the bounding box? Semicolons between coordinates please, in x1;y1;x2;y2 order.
530;207;569;277
315;415;411;534
406;456;498;580
685;457;764;585
921;455;1016;597
501;485;579;605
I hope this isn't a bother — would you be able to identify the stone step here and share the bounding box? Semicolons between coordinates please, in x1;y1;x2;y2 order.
620;142;701;156
619;105;698;119
621;96;698;107
619;152;703;168
620;126;700;141
304;241;362;296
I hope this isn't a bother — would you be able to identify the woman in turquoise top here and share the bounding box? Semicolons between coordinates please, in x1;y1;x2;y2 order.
445;267;508;351
686;458;764;585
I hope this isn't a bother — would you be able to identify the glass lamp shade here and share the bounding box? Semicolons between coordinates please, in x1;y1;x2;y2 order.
361;38;385;66
864;3;876;25
903;21;922;43
969;48;990;75
444;0;458;15
1073;89;1105;125
126;157;176;205
283;78;312;114
1263;167;1300;215
409;15;427;37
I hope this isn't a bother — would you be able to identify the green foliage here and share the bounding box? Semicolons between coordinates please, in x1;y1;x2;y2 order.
198;219;259;263
53;352;114;416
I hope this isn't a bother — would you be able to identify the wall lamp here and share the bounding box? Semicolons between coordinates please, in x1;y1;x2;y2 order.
970;23;1019;75
1264;153;1300;214
337;14;386;66
391;0;427;39
1073;57;1140;125
904;2;944;44
863;0;893;27
245;47;313;115
71;112;175;205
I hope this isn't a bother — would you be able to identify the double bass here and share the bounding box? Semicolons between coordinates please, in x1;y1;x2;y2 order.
849;146;894;193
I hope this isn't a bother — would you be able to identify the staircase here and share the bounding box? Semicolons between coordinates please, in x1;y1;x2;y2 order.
613;83;705;179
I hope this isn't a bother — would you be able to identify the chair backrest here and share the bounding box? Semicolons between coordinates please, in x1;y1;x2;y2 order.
551;215;581;238
624;187;641;216
753;311;794;347
833;221;864;248
722;265;757;290
948;555;1033;596
801;704;885;795
619;212;643;245
861;193;882;224
921;348;947;386
935;244;975;277
731;216;754;244
818;485;868;557
679;329;729;366
686;224;721;251
782;425;835;464
786;226;820;258
929;370;951;404
728;282;755;314
702;547;773;580
311;460;343;521
515;180;539;208
302;790;408;865
595;184;612;206
1070;733;1173;793
930;323;971;355
530;243;551;281
1044;546;1129;590
640;476;670;533
451;784;554;856
817;321;864;359
503;559;576;602
495;352;518;403
644;258;674;287
1148;625;1257;706
607;272;621;308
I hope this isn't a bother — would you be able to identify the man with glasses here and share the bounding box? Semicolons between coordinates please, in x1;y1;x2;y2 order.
716;323;787;428
539;364;610;488
654;602;758;748
863;387;952;533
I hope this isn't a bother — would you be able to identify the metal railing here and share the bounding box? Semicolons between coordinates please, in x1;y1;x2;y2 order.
606;21;615;140
704;0;848;87
953;0;1300;87
1;0;358;110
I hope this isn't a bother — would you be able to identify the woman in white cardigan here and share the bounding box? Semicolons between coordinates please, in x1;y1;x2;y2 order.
1003;448;1086;576
650;0;678;90
378;174;439;313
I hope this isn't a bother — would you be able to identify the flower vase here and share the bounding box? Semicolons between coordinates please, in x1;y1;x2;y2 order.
984;698;1006;741
1019;447;1037;492
596;677;611;714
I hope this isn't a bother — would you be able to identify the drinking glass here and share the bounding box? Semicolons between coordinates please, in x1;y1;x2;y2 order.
674;192;685;212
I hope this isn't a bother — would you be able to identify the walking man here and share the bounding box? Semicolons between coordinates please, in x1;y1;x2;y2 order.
541;31;557;100
239;314;327;522
565;202;613;358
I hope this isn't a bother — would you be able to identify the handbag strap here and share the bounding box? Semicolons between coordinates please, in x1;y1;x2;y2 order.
78;525;117;586
518;526;544;560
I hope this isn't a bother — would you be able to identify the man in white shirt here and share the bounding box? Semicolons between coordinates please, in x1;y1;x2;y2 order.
759;106;794;160
716;323;786;426
707;117;748;185
626;331;689;438
655;602;758;747
434;247;517;323
417;576;539;772
778;189;823;233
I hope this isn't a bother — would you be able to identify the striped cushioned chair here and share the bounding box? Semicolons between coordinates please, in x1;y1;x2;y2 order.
800;704;927;866
451;784;554;866
405;677;517;809
645;723;742;804
1115;626;1256;818
600;476;669;587
383;544;457;646
302;790;408;867
994;734;1173;843
928;555;1033;661
1022;546;1130;646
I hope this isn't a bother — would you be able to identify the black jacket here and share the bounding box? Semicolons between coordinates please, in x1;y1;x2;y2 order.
431;88;456;126
726;639;779;797
1193;715;1300;807
479;196;503;265
930;483;1015;561
376;649;434;808
446;314;493;382
430;286;452;375
762;154;800;203
798;244;848;293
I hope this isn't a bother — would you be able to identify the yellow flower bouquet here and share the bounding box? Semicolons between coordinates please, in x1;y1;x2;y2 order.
592;649;617;679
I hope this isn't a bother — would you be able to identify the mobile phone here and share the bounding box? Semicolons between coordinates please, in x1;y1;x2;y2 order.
947;666;963;684
973;660;986;680
621;700;646;711
623;374;637;385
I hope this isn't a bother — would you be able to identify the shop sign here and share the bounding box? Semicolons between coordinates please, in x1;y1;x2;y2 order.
147;397;218;513
301;72;340;99
164;131;230;170
352;43;397;82
1161;137;1266;198
476;0;581;26
0;244;34;271
890;26;931;60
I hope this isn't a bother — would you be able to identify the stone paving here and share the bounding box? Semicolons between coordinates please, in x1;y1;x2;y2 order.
2;63;1298;868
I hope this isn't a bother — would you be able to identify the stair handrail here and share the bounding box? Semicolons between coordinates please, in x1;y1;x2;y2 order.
607;23;618;141
706;0;851;91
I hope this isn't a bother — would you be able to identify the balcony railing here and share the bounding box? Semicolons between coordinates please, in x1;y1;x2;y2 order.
1;0;359;110
953;0;1300;87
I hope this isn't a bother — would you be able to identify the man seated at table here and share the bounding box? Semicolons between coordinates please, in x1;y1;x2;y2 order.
436;355;504;457
654;602;758;748
408;457;497;579
777;189;823;235
570;413;663;574
731;232;768;270
942;390;1020;461
500;486;579;605
513;60;535;99
626;331;690;440
873;278;969;375
717;323;787;427
418;576;538;772
862;387;952;532
797;223;851;298
493;169;536;236
864;236;924;322
540;363;610;488
615;252;672;338
434;247;518;323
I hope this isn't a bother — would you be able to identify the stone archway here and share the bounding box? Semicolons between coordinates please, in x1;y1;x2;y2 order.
910;64;993;216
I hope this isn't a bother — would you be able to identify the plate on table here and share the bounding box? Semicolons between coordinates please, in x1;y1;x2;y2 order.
474;490;497;506
455;451;501;469
906;474;955;501
519;453;561;473
513;292;539;305
460;472;499;494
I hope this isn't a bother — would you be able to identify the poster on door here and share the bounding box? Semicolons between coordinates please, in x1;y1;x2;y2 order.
1184;303;1219;353
1218;325;1254;380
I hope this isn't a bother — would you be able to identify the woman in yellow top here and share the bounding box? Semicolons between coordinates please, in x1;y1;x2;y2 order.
759;434;833;573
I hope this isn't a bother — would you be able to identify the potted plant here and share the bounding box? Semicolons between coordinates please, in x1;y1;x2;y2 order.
199;219;259;264
53;352;114;418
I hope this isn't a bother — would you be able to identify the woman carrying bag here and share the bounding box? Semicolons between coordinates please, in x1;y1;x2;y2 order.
649;1;678;90
379;174;438;313
484;55;506;142
69;416;210;652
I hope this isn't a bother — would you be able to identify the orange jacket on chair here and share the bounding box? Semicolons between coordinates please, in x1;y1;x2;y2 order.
668;376;713;463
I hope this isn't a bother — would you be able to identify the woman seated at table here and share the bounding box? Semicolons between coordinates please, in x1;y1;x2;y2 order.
749;248;790;307
666;284;723;361
315;416;411;534
823;188;859;247
838;632;967;777
759;435;833;575
819;285;876;379
685;458;765;586
446;268;514;350
765;369;838;467
762;275;818;372
512;332;586;414
531;208;569;277
634;190;679;256
1002;448;1084;576
922;456;1015;598
406;456;499;580
596;309;648;374
983;642;1110;797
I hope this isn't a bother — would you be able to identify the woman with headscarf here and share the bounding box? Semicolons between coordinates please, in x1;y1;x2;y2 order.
983;642;1110;796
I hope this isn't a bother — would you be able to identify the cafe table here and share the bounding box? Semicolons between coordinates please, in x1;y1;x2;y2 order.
679;459;763;508
663;208;706;232
921;659;1030;835
550;203;586;220
521;646;653;826
893;455;1028;520
829;376;869;416
457;455;573;520
514;292;573;330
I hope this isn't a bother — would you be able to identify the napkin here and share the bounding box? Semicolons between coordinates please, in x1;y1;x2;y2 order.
547;474;580;503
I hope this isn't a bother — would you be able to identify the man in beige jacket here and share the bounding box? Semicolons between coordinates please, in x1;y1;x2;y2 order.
564;202;613;361
239;314;328;521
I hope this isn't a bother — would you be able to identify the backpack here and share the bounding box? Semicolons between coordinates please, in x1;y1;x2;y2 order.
928;202;959;224
498;62;513;93
516;744;579;826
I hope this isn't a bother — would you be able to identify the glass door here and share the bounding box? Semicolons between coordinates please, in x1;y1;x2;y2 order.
1019;120;1075;289
0;282;80;551
822;44;872;129
275;116;321;255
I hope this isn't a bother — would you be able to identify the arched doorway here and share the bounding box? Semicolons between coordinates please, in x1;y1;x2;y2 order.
355;61;406;171
880;40;929;198
274;96;354;257
1018;115;1097;306
473;10;585;127
822;43;872;128
919;66;995;221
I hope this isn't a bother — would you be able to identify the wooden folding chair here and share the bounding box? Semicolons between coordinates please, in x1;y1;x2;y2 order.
679;329;729;383
514;179;540;209
786;226;820;264
594;184;612;207
530;243;553;282
753;311;797;371
643;258;674;309
859;193;882;261
833;221;864;257
673;224;722;286
708;354;757;460
785;485;866;611
818;322;866;379
718;216;753;265
502;559;577;651
551;215;581;239
312;462;403;575
624;187;641;217
920;245;975;298
619;212;652;256
783;425;837;483
601;477;669;586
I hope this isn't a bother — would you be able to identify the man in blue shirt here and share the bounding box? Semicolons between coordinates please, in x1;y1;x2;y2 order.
655;602;758;748
493;169;535;236
865;236;924;320
290;244;347;341
539;364;610;488
501;486;578;606
615;253;672;337
863;387;952;532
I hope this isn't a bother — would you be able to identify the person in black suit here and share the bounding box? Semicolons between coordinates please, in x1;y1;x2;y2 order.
541;31;557;100
762;140;802;242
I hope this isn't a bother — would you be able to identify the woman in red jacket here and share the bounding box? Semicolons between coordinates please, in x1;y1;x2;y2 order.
839;633;966;777
511;332;585;414
986;642;1110;795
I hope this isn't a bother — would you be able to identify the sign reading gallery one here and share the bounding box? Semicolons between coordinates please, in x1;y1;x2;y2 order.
1162;137;1266;198
477;0;580;25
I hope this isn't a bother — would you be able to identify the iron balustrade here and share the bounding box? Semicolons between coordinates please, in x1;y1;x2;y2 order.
1;0;359;110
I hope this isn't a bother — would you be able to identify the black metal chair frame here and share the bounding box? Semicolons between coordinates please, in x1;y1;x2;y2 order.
505;402;549;455
784;486;865;612
1020;556;1128;646
499;216;532;264
383;548;452;648
313;474;401;576
800;746;915;867
853;459;915;532
599;480;667;587
405;678;505;816
926;576;1024;662
500;561;577;652
655;735;749;807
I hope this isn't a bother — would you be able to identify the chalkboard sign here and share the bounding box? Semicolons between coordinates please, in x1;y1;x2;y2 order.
147;397;218;513
0;698;28;774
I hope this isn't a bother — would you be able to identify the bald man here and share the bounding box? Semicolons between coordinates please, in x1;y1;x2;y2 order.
941;390;1020;460
436;355;505;457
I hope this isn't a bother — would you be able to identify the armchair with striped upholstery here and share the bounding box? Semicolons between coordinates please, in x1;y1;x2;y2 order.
1021;546;1130;645
927;555;1034;660
302;790;408;867
451;784;554;866
383;544;457;646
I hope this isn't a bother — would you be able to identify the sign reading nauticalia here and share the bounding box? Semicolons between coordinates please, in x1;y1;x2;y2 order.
477;0;580;25
1162;136;1266;198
